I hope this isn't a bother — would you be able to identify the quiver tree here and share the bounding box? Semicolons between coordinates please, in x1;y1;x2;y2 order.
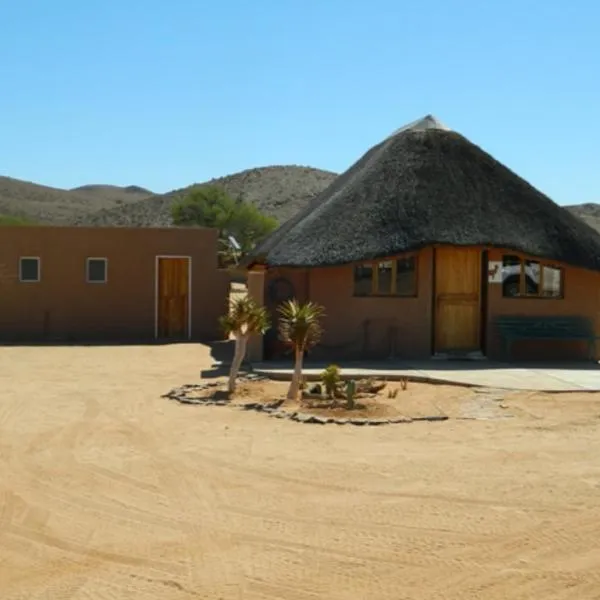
278;300;325;400
220;297;270;394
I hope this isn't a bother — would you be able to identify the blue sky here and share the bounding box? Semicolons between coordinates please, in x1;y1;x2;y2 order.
0;0;598;204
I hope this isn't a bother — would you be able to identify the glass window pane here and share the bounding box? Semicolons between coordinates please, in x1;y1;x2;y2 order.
354;264;373;296
395;256;416;296
20;258;39;282
542;265;562;298
377;261;393;294
524;260;540;296
502;255;522;297
87;259;107;283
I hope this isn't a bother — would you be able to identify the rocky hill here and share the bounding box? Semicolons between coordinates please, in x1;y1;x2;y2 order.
565;204;600;234
0;166;337;227
1;170;597;236
0;176;155;223
74;166;337;227
70;184;154;203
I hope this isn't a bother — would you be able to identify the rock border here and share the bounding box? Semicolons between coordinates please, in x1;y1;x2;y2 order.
249;400;447;425
162;384;449;426
161;382;232;406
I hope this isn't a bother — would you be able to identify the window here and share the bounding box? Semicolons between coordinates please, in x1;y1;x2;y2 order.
87;258;107;283
376;261;393;294
354;264;373;296
354;256;417;296
541;265;562;298
19;257;40;282
501;255;563;298
395;256;416;295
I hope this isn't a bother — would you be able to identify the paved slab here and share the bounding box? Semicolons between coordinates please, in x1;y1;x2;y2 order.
252;360;600;392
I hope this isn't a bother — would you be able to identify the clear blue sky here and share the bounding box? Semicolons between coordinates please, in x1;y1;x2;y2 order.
0;0;598;204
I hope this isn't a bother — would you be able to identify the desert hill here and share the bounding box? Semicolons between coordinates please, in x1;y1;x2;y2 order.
0;175;155;224
0;170;597;235
0;166;337;227
74;166;337;227
565;203;600;234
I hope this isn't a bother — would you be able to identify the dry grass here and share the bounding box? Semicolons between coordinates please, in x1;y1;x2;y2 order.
1;344;600;599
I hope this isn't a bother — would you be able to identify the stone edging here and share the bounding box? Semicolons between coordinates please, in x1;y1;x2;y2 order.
162;384;449;426
241;399;448;425
161;383;231;406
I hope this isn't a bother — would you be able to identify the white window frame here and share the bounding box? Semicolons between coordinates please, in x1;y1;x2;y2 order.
86;257;108;284
19;256;41;283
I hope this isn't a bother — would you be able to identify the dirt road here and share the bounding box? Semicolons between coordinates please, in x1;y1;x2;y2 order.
1;345;600;599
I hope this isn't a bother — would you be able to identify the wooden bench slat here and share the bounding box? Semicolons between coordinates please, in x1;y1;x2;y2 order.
495;316;598;360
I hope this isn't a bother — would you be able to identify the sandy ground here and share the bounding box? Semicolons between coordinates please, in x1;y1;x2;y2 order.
1;345;600;599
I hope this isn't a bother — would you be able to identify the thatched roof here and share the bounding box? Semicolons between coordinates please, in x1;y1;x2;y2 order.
248;115;600;271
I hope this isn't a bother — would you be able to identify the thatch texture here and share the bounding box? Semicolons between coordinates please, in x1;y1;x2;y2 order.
249;116;600;270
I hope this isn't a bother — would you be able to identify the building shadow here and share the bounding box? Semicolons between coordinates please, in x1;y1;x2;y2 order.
201;339;241;379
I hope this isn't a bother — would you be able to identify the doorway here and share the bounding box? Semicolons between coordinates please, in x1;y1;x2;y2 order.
433;247;483;355
155;256;191;340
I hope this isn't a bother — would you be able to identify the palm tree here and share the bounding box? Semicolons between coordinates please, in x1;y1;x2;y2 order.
278;300;325;400
220;296;270;394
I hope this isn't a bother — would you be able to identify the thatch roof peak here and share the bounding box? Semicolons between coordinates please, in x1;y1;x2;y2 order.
249;119;600;271
387;114;450;138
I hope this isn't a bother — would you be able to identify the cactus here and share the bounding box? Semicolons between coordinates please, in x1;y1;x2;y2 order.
346;379;356;410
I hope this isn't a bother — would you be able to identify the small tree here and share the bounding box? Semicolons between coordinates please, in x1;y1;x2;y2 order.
172;186;236;233
171;186;278;257
278;300;325;400
220;297;270;394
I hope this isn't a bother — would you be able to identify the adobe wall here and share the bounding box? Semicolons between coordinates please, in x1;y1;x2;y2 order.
262;246;600;362
265;249;434;360
0;226;229;342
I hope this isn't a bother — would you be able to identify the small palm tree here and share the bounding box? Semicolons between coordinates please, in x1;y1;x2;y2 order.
278;300;325;400
220;296;270;394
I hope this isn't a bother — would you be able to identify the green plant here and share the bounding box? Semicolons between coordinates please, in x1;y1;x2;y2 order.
320;364;341;399
346;380;356;410
171;186;278;255
219;297;270;394
278;300;325;400
0;214;37;226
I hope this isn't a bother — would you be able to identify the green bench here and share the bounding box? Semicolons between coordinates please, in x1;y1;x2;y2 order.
495;316;600;360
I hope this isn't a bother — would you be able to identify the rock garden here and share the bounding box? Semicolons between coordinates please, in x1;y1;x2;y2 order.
161;366;466;425
163;296;514;425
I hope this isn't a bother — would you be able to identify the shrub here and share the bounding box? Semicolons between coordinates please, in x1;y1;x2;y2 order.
320;364;341;399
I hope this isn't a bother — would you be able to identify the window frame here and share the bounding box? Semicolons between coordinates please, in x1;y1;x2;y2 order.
86;257;108;284
501;255;564;299
353;254;418;297
19;256;41;283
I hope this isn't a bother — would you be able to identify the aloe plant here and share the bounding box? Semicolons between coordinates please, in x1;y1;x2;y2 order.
220;297;270;393
278;300;325;400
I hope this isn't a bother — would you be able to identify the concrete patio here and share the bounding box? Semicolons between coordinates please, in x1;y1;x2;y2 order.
252;360;600;392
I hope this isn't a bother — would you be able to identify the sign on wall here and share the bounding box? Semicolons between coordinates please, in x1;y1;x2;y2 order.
488;261;503;283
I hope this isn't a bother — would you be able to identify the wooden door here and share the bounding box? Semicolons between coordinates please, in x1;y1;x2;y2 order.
434;248;481;353
157;257;190;339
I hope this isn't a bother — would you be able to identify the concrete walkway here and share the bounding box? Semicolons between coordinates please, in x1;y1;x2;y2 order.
252;360;600;392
